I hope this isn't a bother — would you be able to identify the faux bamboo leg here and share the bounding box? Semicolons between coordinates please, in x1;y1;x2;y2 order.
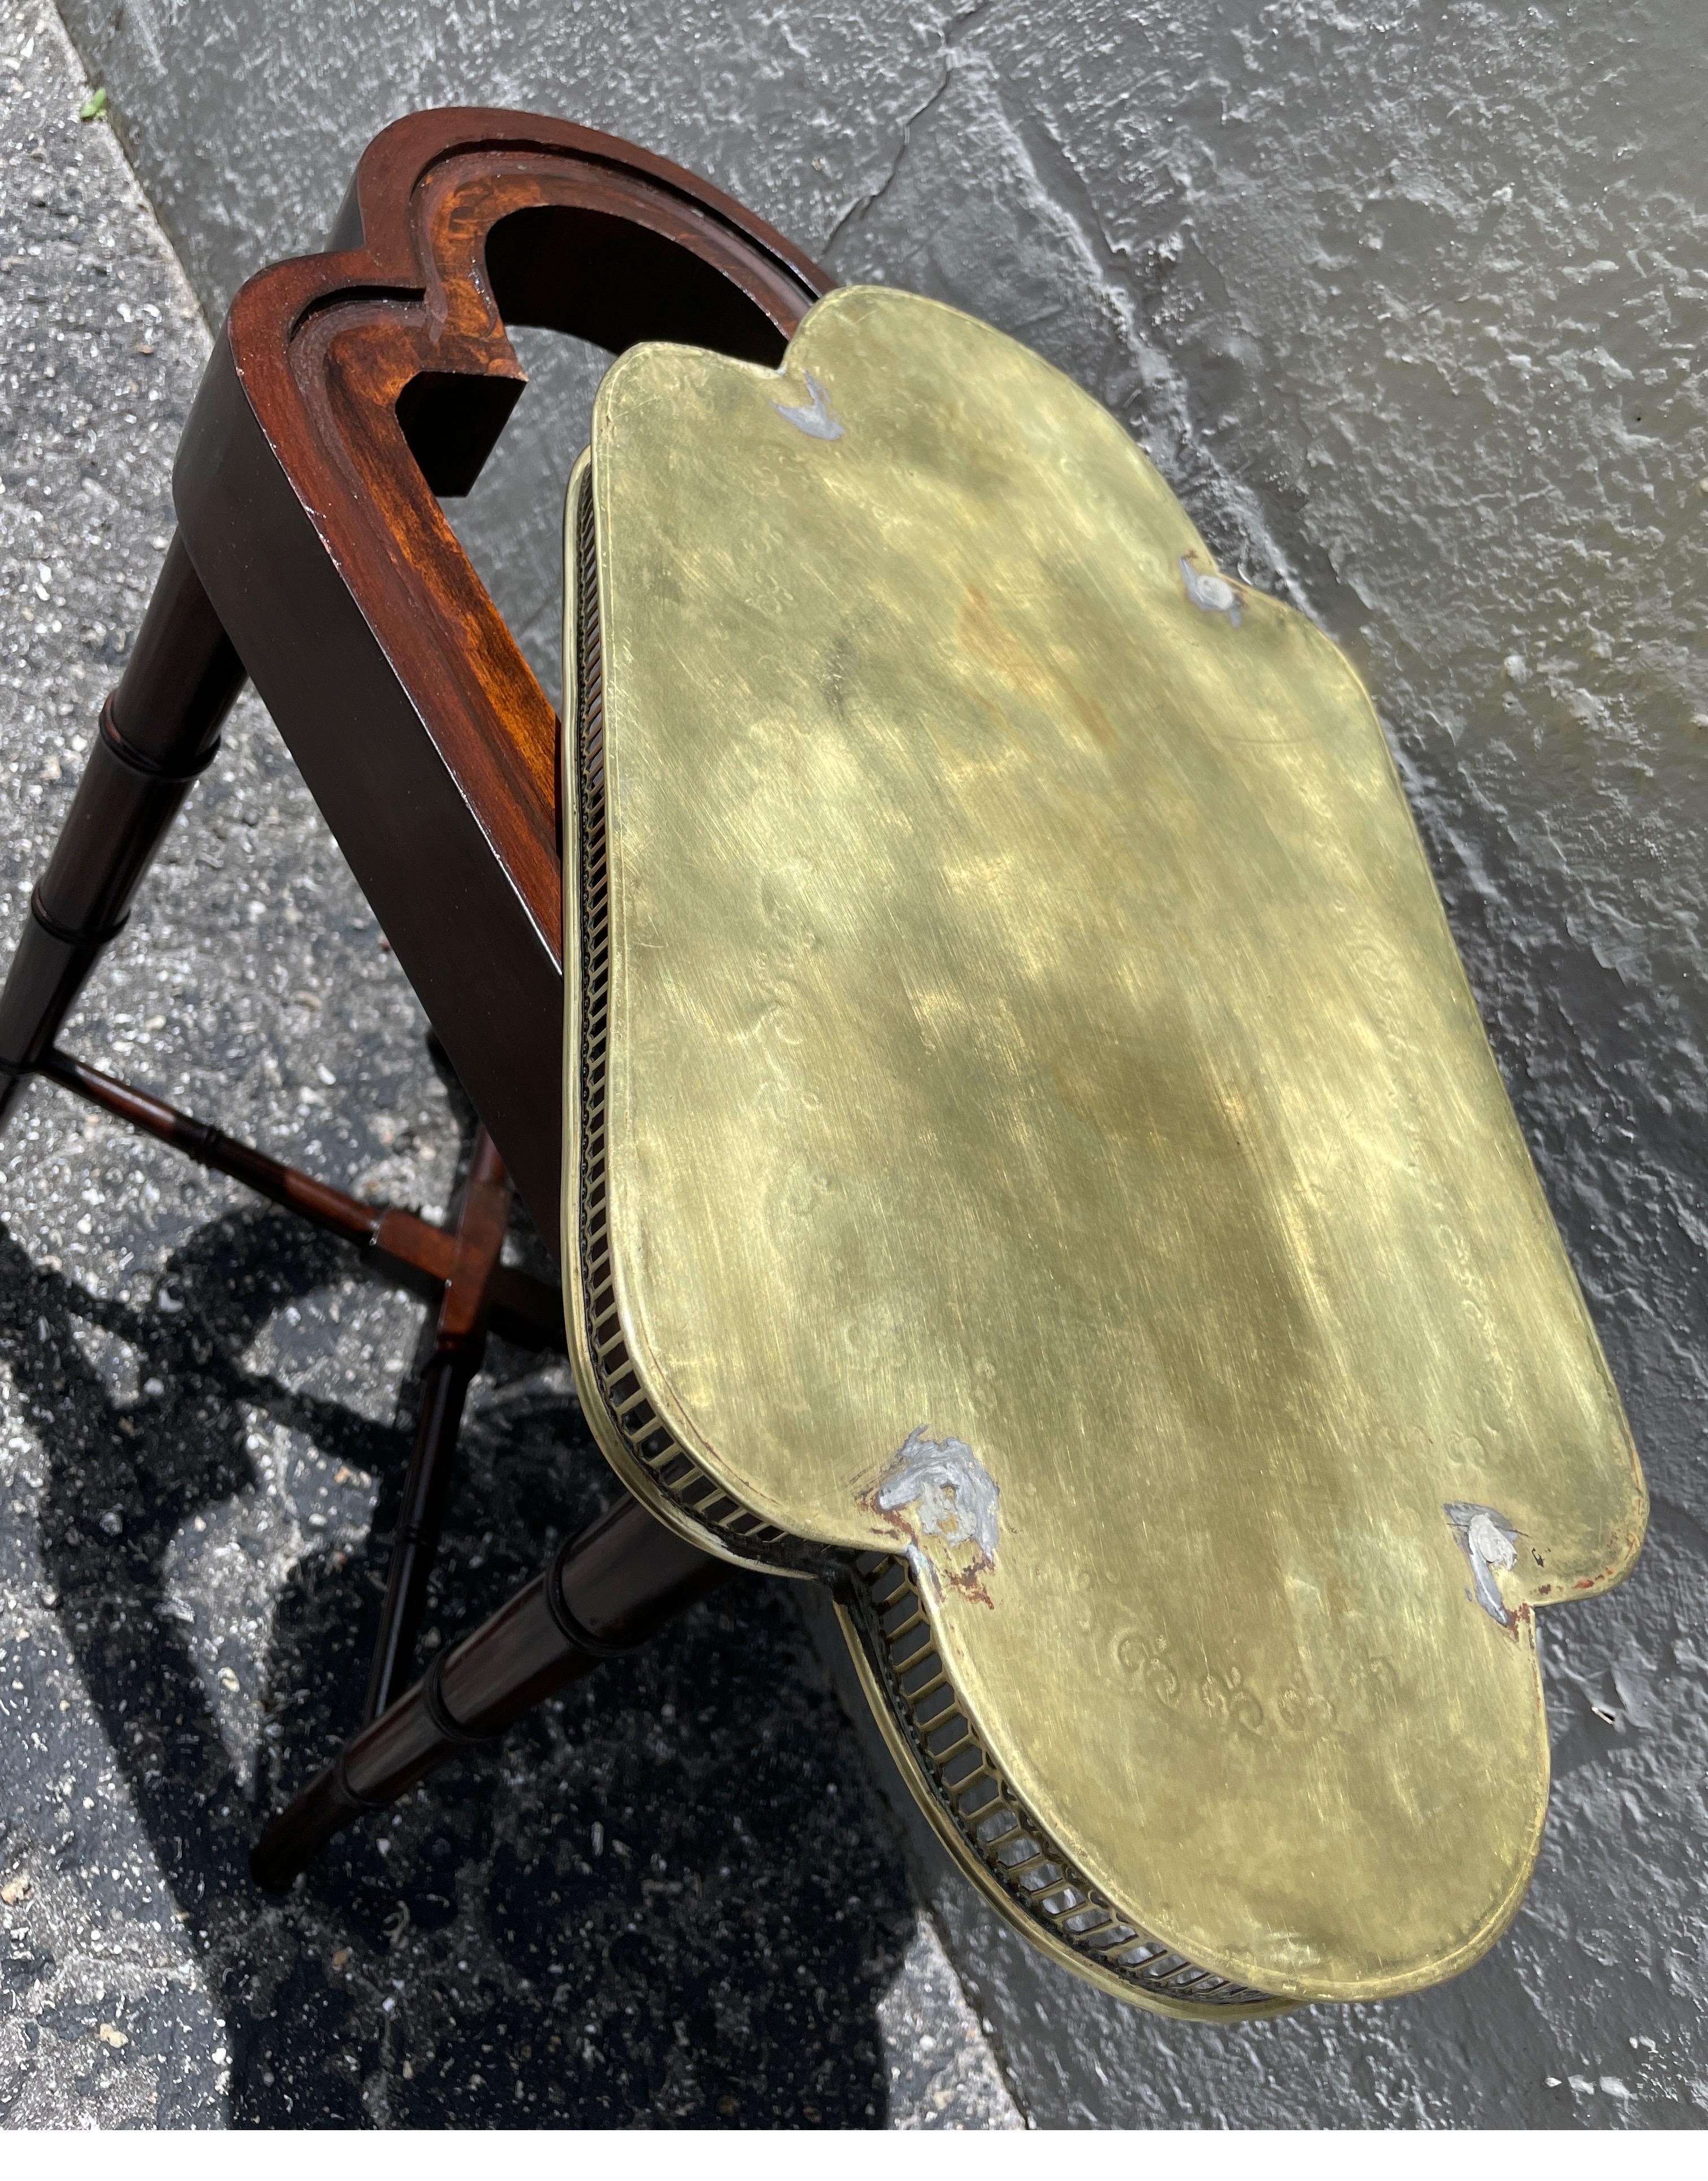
251;1495;730;1890
363;1127;512;1722
0;534;245;1127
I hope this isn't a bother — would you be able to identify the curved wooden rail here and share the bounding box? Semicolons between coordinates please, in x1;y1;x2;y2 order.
176;110;831;1230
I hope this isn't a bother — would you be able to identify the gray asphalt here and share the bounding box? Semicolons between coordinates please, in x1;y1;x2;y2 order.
2;0;1706;2134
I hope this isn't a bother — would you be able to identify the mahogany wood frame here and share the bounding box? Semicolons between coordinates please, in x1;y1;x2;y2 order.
182;108;829;1234
0;110;830;1886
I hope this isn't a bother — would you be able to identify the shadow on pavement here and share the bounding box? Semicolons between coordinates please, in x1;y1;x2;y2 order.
0;1147;916;2124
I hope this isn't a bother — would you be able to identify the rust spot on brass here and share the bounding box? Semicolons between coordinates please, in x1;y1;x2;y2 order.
958;581;1118;750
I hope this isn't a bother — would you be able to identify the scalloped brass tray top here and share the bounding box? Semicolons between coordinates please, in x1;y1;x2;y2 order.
559;286;1645;2017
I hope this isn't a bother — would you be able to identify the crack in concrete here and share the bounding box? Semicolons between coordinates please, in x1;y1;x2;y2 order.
1009;104;1314;614
820;0;1000;259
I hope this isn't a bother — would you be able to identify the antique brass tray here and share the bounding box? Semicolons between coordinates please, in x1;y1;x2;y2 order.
560;286;1645;2018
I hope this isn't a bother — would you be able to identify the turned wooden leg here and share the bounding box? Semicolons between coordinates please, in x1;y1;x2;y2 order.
363;1126;512;1722
251;1494;731;1890
0;533;245;1126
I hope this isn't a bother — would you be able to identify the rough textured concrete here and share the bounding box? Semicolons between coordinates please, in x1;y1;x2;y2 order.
0;0;1023;2128
12;0;1708;2130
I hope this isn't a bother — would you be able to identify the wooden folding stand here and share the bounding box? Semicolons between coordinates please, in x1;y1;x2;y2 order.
0;110;830;1888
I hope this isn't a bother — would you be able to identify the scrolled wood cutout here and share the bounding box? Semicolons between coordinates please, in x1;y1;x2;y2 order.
174;109;830;1234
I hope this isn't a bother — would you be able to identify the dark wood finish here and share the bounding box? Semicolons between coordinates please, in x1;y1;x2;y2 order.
0;536;245;1124
0;108;829;1887
364;1126;513;1720
36;1049;563;1349
251;1494;731;1890
175;109;831;1235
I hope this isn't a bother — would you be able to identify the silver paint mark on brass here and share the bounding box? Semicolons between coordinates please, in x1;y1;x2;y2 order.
772;371;844;440
878;1427;1000;1570
1180;555;1241;625
1445;1501;1520;1625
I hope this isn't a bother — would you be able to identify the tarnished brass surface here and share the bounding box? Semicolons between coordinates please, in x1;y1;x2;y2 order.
561;286;1645;2008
